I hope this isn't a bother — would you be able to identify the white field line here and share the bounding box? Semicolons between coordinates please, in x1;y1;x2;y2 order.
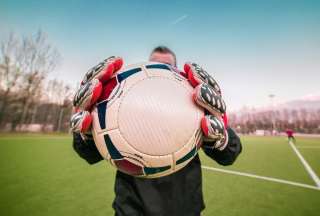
201;166;320;191
297;146;320;149
288;141;320;188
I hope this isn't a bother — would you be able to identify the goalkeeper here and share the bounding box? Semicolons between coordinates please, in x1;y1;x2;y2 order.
70;46;242;216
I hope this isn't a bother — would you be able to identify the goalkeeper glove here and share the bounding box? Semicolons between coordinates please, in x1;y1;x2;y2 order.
184;62;228;150
70;56;123;139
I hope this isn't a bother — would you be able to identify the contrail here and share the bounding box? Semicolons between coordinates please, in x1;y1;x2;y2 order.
170;14;188;25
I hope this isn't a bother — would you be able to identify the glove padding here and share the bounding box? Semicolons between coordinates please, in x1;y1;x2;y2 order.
184;62;228;150
73;78;102;111
70;110;92;133
70;56;123;137
201;115;228;150
193;83;226;116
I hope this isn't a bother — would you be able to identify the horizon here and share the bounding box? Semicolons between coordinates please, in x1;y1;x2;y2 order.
1;0;320;110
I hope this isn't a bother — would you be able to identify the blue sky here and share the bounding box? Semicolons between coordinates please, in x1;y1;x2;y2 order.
1;0;320;110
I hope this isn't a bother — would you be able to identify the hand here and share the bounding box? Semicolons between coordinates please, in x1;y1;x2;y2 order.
184;62;228;150
70;56;123;139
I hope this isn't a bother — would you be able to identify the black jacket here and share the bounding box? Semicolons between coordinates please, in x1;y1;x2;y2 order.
73;127;242;216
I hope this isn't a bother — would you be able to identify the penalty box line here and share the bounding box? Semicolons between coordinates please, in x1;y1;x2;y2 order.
288;140;320;188
201;166;320;191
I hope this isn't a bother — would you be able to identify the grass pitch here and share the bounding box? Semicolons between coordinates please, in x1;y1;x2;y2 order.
0;134;319;216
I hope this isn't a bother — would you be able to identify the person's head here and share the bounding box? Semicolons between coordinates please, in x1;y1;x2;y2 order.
149;46;177;67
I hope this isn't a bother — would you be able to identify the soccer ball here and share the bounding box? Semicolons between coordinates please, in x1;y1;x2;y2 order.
91;62;203;178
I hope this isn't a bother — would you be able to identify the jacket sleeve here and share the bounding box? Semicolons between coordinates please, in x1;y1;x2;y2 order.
202;127;242;166
73;132;103;164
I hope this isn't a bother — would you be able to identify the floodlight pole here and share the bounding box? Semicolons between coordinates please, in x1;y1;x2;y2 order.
269;94;276;135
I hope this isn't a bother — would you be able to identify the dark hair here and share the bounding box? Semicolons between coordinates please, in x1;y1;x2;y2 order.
150;46;177;66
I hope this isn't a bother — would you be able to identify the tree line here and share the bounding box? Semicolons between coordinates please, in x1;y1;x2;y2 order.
0;31;73;132
228;108;320;134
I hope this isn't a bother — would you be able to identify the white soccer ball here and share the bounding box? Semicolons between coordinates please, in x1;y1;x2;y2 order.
91;62;203;178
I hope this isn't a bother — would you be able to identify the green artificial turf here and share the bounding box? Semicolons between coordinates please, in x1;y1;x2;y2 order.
0;134;319;215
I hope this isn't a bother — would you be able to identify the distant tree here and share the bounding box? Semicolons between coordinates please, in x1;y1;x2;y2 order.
47;79;72;131
0;33;23;126
17;30;61;128
0;30;61;130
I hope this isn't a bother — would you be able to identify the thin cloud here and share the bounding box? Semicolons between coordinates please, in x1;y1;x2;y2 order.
170;14;188;25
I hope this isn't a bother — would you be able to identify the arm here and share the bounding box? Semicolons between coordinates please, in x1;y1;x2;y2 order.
202;127;242;166
183;63;241;164
73;132;103;164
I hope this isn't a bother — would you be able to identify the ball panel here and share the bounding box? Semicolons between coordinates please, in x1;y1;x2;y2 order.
91;126;110;160
92;66;147;134
91;100;119;134
115;62;147;93
113;159;144;176
107;129;175;169
96;100;108;130
117;67;142;83
103;133;123;160
142;62;174;79
103;99;120;131
111;155;174;178
143;165;171;176
173;128;202;166
116;67;146;93
139;154;173;169
118;77;202;156
175;146;197;165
